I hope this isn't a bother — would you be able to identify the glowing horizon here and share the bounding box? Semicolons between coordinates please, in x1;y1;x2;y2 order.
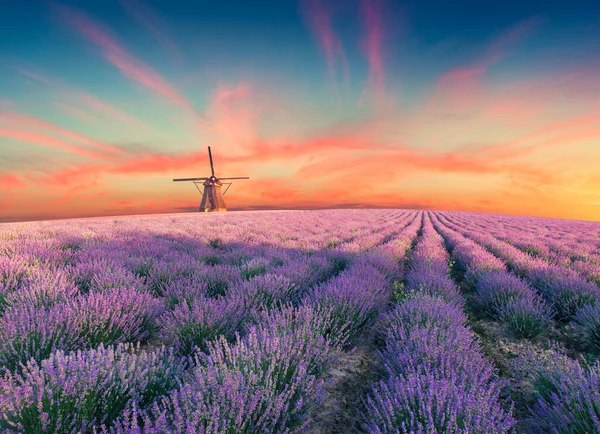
2;0;600;223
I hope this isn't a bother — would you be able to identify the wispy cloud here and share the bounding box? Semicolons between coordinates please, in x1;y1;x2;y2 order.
0;129;114;161
359;0;386;109
117;0;182;63
56;3;197;115
301;0;349;92
16;68;152;129
2;111;127;158
428;17;540;112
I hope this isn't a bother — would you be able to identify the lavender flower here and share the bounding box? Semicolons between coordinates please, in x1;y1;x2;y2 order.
496;296;552;339
529;266;600;320
65;288;164;348
308;263;389;344
3;267;79;309
474;270;534;316
0;304;76;374
232;273;300;311
157;295;246;355
113;327;327;433
363;373;515;434
0;344;187;433
526;360;600;433
574;301;600;351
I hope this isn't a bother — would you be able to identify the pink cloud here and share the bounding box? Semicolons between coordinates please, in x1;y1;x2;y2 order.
15;68;152;129
3;112;126;158
57;4;196;115
360;0;386;108
302;0;349;89
117;0;182;63
428;17;540;112
214;83;251;105
54;102;98;123
0;129;113;161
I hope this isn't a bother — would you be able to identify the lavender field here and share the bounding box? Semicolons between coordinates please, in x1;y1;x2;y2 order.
1;209;600;433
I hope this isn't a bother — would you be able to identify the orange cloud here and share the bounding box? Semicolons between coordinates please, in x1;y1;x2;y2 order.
0;174;25;190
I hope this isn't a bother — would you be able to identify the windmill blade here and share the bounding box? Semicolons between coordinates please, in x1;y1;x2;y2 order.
173;177;209;182
208;146;215;177
219;177;250;180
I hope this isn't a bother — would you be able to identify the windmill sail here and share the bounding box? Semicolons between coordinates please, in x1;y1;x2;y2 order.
172;147;249;212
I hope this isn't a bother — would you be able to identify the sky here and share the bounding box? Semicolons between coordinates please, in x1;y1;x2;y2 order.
1;0;600;223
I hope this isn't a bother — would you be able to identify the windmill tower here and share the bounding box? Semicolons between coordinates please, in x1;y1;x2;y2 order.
173;146;249;212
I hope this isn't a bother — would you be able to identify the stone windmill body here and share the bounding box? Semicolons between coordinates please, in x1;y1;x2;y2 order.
173;147;249;212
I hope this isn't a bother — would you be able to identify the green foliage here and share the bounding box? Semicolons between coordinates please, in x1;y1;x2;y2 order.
392;281;408;303
208;238;223;249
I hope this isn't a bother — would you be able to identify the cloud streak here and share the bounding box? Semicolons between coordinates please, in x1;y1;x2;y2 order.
56;4;197;115
302;0;349;90
360;0;386;108
117;0;183;63
428;17;540;112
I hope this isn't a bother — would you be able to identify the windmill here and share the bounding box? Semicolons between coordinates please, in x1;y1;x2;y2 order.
173;146;249;212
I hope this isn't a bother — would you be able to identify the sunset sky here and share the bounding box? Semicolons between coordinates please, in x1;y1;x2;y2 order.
1;0;600;222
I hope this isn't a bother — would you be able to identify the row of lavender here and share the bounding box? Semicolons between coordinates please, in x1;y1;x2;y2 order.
437;212;600;348
432;211;600;432
363;213;515;432
449;211;600;287
0;210;418;432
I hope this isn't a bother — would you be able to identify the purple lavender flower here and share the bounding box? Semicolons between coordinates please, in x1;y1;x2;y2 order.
363;373;515;434
232;273;300;311
574;301;600;351
65;288;164;348
112;327;327;433
3;267;79;309
495;296;552;338
381;293;468;342
474;270;535;316
157;295;246;355
251;303;350;352
0;304;76;374
0;344;187;433
527;361;600;433
308;263;389;344
0;256;29;295
529;266;600;320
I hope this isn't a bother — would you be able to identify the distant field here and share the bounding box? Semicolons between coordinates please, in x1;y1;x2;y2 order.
1;209;600;433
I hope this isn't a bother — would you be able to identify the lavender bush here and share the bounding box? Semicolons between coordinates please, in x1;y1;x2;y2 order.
66;288;163;348
232;273;300;311
0;304;76;374
474;271;534;316
496;296;552;338
574;301;600;351
308;263;389;344
113;326;328;433
0;344;187;433
2;267;79;310
527;363;600;433
528;266;600;320
250;303;351;351
512;346;600;433
363;373;515;434
157;295;246;355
